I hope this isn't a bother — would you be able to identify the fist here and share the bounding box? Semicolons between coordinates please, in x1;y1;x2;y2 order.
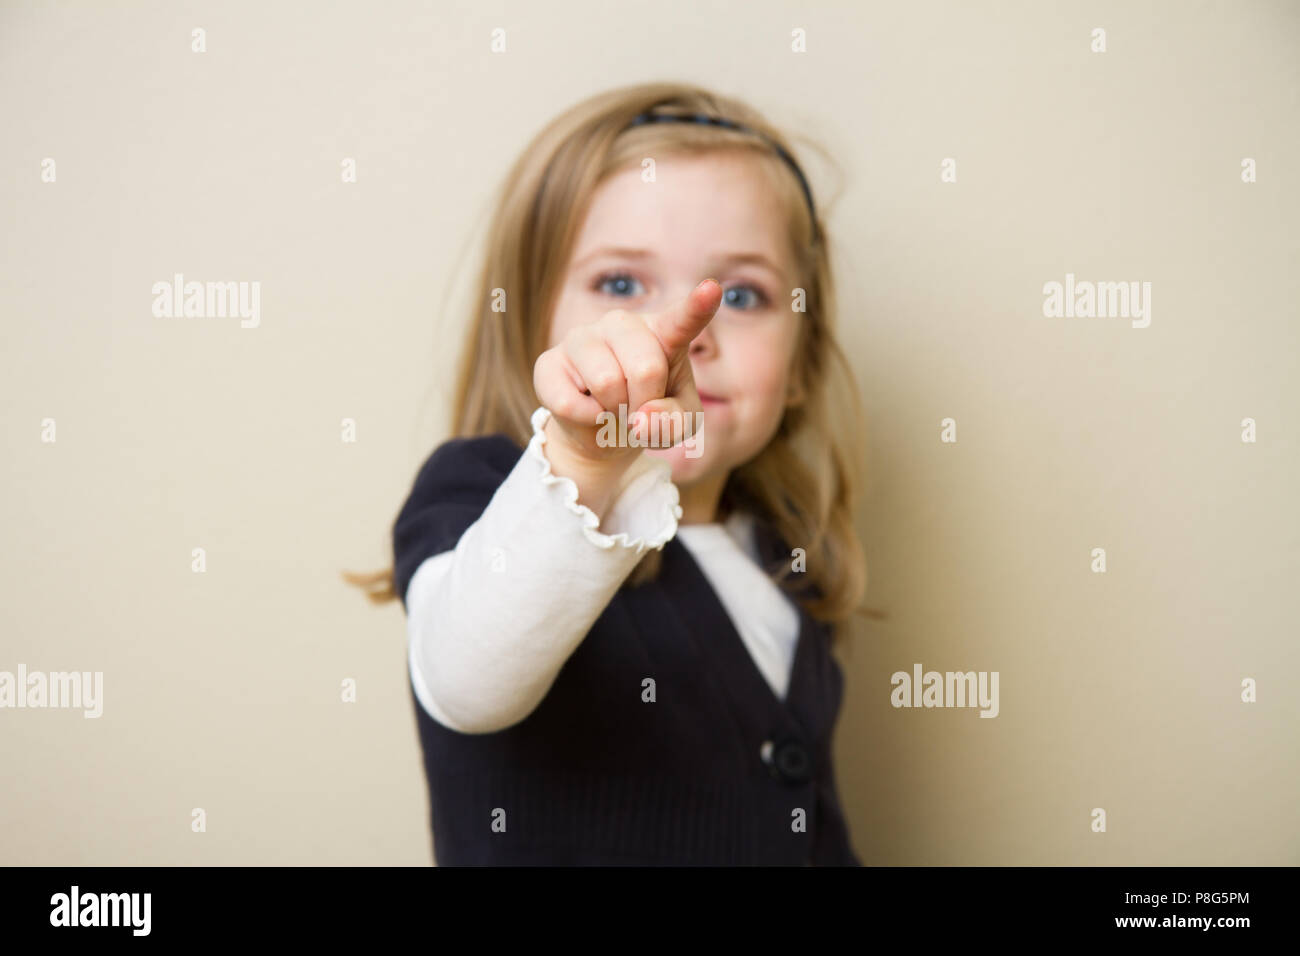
534;278;723;464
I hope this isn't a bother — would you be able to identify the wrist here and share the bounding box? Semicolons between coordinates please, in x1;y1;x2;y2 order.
541;416;641;517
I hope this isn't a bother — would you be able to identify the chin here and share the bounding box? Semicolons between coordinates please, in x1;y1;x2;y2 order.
646;442;714;485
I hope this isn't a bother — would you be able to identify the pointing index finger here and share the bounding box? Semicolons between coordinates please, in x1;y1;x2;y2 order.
648;278;723;359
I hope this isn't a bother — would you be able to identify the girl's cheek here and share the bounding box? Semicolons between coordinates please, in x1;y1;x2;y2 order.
748;356;791;411
546;285;590;348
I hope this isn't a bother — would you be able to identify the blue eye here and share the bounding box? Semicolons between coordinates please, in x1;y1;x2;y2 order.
721;283;769;310
594;272;646;298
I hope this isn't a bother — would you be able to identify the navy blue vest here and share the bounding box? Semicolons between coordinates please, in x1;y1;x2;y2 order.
393;432;862;865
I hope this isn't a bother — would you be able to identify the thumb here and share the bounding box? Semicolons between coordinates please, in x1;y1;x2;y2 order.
631;395;705;449
646;278;723;360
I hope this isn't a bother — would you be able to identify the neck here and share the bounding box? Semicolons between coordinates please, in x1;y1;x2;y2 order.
676;470;728;525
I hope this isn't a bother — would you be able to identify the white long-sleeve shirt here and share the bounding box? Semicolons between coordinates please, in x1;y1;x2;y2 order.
403;406;801;735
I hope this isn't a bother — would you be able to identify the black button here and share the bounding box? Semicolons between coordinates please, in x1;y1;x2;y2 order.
761;736;812;785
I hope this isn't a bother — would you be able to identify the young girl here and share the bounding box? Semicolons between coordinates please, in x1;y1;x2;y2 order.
348;82;875;866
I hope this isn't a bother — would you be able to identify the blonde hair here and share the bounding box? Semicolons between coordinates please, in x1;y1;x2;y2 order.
344;81;884;627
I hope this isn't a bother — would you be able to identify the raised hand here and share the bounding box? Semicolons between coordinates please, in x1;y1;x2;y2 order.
534;278;723;465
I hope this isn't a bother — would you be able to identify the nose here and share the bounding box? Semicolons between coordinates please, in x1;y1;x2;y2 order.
688;320;717;359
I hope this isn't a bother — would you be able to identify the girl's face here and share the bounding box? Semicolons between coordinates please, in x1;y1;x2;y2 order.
546;150;804;492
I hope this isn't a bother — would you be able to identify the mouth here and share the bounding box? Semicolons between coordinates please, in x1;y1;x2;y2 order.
697;391;728;406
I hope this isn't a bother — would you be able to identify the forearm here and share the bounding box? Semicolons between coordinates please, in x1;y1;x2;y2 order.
405;407;680;734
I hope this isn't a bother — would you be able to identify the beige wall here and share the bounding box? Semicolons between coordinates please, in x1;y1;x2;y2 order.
1;0;1296;865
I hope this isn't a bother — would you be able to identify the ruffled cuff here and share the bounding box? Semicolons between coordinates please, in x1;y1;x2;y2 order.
527;405;682;555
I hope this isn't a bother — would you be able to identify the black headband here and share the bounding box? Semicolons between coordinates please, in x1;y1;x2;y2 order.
623;111;820;242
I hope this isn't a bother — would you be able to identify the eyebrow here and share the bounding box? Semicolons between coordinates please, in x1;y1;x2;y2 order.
570;246;787;280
